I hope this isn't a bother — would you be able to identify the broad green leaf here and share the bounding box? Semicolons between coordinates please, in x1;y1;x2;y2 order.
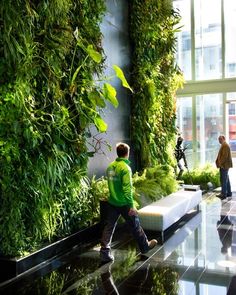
76;41;101;64
88;90;106;108
113;65;133;92
87;45;102;63
94;116;107;132
103;83;118;108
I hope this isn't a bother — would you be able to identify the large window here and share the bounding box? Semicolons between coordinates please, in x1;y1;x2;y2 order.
227;92;236;151
174;0;236;167
194;0;222;80
225;0;236;78
196;94;223;165
174;0;236;81
175;0;191;80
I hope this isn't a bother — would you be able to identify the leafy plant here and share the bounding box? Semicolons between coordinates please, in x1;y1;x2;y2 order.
0;0;114;256
129;0;184;169
90;176;109;201
151;266;179;295
181;164;220;190
88;176;109;221
89;163;178;212
0;0;182;258
133;164;178;207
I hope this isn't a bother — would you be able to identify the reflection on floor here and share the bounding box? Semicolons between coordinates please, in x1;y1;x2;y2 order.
1;193;236;294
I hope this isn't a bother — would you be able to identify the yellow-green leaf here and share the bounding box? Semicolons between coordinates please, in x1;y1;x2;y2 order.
103;83;118;108
87;45;102;63
94;116;107;132
71;64;82;85
88;90;106;108
113;65;133;92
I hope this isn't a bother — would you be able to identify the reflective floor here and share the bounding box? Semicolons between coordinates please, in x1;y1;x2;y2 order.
1;193;236;295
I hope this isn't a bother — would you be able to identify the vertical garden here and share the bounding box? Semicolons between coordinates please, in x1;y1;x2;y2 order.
0;0;111;256
0;0;183;257
129;0;183;169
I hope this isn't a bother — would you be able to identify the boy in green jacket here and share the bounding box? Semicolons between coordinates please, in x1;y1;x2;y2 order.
100;142;157;263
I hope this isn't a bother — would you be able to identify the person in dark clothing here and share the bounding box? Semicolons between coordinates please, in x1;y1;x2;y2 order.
174;136;188;179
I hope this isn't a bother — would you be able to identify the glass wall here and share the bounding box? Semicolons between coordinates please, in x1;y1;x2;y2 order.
194;0;222;80
227;92;236;151
225;0;236;78
176;95;224;168
176;97;195;168
174;0;236;80
174;0;236;168
176;97;192;142
175;0;191;80
196;94;223;165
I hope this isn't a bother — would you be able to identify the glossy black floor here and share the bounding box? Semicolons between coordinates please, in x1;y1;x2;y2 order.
1;192;236;295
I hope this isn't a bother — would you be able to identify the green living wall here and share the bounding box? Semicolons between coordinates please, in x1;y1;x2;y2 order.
0;0;182;257
0;0;111;256
129;0;183;169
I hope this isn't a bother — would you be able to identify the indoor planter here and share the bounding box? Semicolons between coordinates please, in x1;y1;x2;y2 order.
0;223;101;282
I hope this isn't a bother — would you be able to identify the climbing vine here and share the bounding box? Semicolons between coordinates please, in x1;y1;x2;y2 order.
129;0;184;169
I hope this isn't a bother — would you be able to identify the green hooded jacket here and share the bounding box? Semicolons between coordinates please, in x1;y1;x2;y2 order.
106;157;134;208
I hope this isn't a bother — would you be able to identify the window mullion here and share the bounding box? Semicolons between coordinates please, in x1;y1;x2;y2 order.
191;0;195;81
192;95;197;167
223;93;227;137
222;0;225;78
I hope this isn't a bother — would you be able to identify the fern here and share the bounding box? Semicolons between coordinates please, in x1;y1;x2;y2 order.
181;163;220;190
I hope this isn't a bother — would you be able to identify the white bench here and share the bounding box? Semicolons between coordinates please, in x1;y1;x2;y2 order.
138;189;202;242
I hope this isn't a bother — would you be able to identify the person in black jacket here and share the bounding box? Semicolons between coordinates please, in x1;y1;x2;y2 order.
174;136;188;179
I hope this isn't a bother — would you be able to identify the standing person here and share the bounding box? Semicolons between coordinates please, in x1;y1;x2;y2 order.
100;142;157;263
215;135;233;200
174;135;188;179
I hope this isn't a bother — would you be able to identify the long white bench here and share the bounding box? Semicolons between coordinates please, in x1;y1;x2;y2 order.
138;189;202;242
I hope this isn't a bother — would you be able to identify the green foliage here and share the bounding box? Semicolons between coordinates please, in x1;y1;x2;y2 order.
89;176;109;220
58;174;98;237
89;163;178;211
151;266;179;295
181;164;220;190
34;271;65;295
0;0;111;256
129;0;184;169
88;167;177;221
133;164;178;207
90;176;109;202
0;0;180;257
